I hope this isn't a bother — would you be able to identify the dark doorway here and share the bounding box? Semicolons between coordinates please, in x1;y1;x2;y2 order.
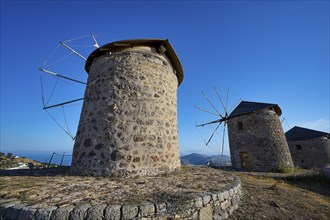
240;151;251;169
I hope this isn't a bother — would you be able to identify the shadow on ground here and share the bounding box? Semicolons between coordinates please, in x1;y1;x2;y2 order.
0;167;70;176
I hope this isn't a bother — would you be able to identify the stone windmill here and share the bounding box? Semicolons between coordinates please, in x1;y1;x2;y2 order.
196;93;293;171
70;39;184;177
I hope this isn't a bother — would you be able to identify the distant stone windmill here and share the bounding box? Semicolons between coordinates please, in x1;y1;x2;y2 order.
195;89;293;171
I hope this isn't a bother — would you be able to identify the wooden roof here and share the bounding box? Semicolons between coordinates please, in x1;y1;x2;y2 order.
85;39;184;86
285;126;329;141
229;101;282;118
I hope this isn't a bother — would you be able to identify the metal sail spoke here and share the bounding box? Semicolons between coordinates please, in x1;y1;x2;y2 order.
206;122;222;146
91;34;100;48
225;88;229;116
202;92;224;118
38;68;86;85
214;87;227;116
196;118;222;127
43;98;84;110
194;105;219;116
60;41;87;61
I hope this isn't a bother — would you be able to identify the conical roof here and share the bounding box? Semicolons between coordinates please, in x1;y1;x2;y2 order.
85;39;184;86
229;101;282;118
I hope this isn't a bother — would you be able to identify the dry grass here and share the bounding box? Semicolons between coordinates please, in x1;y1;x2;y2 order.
228;171;330;220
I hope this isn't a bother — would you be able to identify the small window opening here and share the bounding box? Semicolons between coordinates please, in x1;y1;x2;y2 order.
296;145;302;150
237;121;243;130
301;159;304;163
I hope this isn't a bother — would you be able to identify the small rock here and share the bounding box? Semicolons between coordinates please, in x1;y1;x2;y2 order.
70;203;91;220
139;202;155;217
35;206;57;220
104;205;121;220
121;204;138;220
85;204;107;220
51;205;74;220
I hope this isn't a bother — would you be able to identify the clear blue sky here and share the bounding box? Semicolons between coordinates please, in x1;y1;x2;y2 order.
1;0;329;156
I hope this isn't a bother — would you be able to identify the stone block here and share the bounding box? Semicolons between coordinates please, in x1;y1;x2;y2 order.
121;204;138;220
221;200;230;210
85;204;107;220
70;203;91;220
18;206;36;220
194;197;203;208
51;205;74;220
104;205;121;220
217;192;224;202
139;202;155;217
35;206;57;220
199;206;212;219
5;204;25;220
211;193;218;202
223;190;229;199
229;189;234;196
155;203;166;216
202;195;211;206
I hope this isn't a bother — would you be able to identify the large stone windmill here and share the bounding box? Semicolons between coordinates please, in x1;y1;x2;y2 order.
196;91;293;171
70;39;184;177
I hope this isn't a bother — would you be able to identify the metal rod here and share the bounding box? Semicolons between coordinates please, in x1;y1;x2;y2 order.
48;152;55;168
91;34;99;48
214;87;227;116
60;152;65;166
225;88;229;116
196;118;222;127
43;98;84;110
194;105;219;116
202;92;224;118
60;41;87;61
38;68;86;85
206;122;222;146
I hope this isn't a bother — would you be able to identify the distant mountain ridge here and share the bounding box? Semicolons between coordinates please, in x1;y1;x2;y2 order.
180;153;231;166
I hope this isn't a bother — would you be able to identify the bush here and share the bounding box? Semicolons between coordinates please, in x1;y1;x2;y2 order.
278;163;293;173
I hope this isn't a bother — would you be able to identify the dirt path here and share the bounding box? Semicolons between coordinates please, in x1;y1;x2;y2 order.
228;171;330;220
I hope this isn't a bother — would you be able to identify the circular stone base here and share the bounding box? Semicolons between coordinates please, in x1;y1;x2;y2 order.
0;166;241;219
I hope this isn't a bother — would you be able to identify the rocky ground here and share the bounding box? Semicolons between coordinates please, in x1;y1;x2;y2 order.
1;166;329;219
228;170;330;220
0;166;233;209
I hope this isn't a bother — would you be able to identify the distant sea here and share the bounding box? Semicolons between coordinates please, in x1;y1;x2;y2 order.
3;150;72;166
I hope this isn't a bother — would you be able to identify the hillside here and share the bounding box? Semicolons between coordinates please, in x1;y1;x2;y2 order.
0;152;43;170
180;153;231;166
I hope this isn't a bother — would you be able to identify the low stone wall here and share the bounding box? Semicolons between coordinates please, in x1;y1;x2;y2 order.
0;177;241;220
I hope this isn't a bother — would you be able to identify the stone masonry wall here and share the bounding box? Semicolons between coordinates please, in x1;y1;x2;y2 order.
0;176;242;220
288;137;330;169
228;109;294;171
70;47;180;177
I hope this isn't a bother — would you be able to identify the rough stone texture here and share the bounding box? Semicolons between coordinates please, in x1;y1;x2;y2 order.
70;203;91;220
17;206;36;220
288;137;330;169
0;176;241;220
5;204;25;220
104;205;121;220
85;204;107;220
139;202;155;217
121;204;138;219
228;109;294;171
199;206;212;219
71;46;181;177
51;205;74;220
34;206;57;220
